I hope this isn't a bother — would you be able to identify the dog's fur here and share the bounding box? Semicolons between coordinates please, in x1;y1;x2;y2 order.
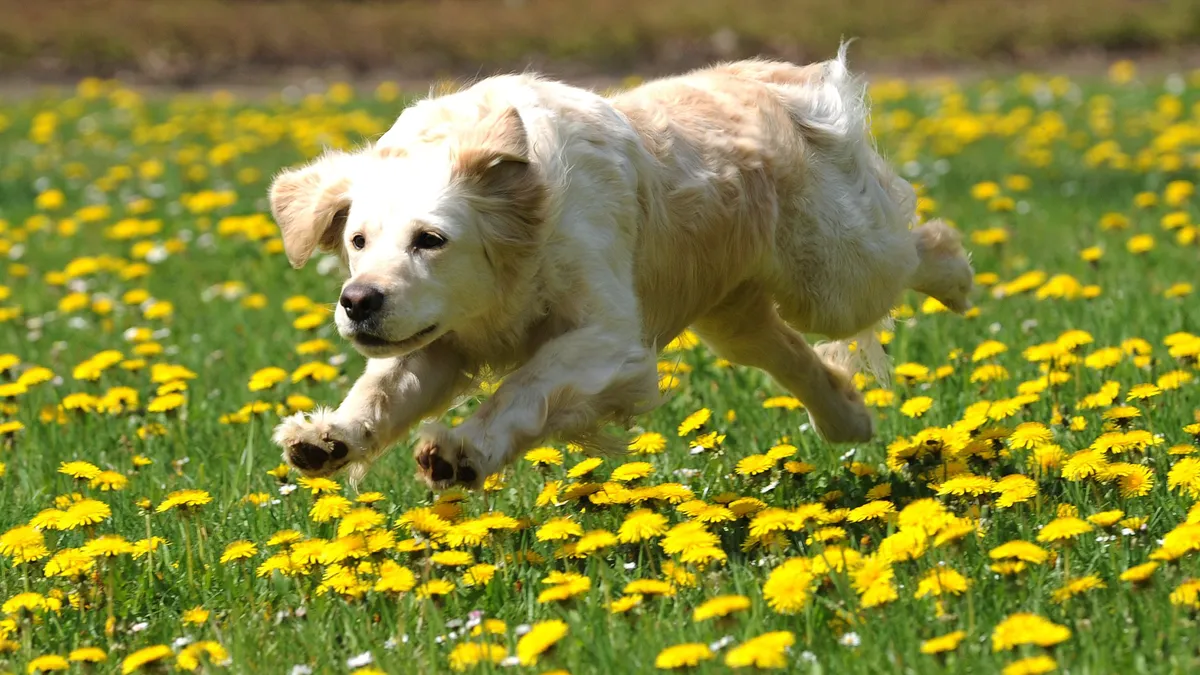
268;46;974;489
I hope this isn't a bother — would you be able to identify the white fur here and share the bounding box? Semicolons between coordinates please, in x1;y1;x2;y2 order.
267;47;974;489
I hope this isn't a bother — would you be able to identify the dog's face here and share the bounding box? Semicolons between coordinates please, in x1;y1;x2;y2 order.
268;106;547;359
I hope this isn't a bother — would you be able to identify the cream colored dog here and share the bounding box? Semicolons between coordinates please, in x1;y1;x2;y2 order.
268;46;973;489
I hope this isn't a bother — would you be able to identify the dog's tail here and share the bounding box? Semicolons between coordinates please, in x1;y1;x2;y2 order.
908;218;974;314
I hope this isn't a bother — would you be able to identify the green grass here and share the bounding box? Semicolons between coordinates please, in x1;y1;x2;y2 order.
2;69;1200;675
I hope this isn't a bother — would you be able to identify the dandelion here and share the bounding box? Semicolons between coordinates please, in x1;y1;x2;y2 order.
573;530;618;556
524;447;564;466
618;509;668;543
1;526;48;562
608;594;643;614
1169;579;1200;609
1125;383;1162;401
847;500;895;523
629;432;667;454
693;595;751;621
724;631;794;669
220;541;257;564
516;619;568;666
415;579;455;599
1051;574;1105;603
68;647;107;664
989;540;1049;564
156;489;212;513
58;461;101;481
26;655;69;672
448;643;506;672
678;408;711;436
121;645;173;674
374;561;416;594
537;517;583;542
1120;562;1159;584
920;630;967;655
762;557;817;614
992;614;1071;651
937;474;996;497
656;643;714;669
1002;655;1058;675
61;499;112;529
735;454;775;476
176;641;230;671
900;397;934;418
915;568;970;598
610;461;654;482
182;606;210;625
309;495;352;522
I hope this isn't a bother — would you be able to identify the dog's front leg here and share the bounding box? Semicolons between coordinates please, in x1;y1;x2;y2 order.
413;324;658;490
273;341;470;480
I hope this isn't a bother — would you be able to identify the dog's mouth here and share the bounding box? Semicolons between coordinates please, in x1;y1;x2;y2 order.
353;324;439;350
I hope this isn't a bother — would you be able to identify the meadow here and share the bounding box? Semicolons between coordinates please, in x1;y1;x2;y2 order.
2;62;1200;675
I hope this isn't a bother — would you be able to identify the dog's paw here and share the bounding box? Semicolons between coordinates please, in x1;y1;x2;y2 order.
413;423;485;491
808;366;875;444
272;408;365;478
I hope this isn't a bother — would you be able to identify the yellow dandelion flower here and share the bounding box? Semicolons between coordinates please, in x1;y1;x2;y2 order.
1051;574;1105;603
724;631;795;669
516;619;568;666
610;461;654;482
156;489;211;513
655;643;714;669
219;541;257;564
447;642;506;672
629;431;667;454
524;447;564;466
121;645;173;674
920;630;967;655
992;613;1071;651
735;454;775;476
900;396;934;418
415;578;455;598
677;408;711;436
1002;655;1058;675
692;595;751;622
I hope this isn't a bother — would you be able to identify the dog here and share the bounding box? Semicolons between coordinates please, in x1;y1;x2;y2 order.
267;45;974;489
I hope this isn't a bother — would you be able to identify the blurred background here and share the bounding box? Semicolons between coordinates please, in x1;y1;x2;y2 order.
1;0;1199;91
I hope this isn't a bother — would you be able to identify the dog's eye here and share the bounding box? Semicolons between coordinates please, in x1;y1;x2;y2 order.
351;234;366;250
412;231;447;251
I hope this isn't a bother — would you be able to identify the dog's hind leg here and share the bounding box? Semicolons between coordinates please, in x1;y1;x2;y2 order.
693;286;874;444
908;218;975;313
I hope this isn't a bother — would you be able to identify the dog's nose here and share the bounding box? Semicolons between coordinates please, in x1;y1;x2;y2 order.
339;283;384;322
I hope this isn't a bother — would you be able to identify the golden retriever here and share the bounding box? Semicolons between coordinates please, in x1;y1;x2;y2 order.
268;46;974;489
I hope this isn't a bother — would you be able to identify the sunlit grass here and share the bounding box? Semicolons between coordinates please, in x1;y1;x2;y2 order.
1;64;1200;674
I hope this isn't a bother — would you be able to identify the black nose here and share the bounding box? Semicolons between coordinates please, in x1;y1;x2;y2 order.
339;283;384;322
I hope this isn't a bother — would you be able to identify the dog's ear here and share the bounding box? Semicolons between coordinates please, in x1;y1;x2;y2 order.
452;106;531;192
268;152;354;269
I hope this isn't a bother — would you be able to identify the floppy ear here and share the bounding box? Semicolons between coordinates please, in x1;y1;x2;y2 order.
268;152;354;268
452;106;533;193
452;106;549;286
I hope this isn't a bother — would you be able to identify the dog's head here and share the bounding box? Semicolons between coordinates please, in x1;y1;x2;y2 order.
268;105;548;358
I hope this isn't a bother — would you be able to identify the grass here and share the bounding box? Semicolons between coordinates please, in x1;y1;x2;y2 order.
2;63;1200;675
1;0;1200;83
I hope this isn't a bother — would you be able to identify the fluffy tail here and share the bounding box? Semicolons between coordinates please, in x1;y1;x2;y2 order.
909;219;974;313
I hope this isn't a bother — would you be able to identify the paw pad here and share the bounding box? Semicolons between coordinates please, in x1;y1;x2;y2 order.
415;441;479;488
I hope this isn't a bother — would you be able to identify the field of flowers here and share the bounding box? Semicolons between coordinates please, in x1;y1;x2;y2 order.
2;61;1200;675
